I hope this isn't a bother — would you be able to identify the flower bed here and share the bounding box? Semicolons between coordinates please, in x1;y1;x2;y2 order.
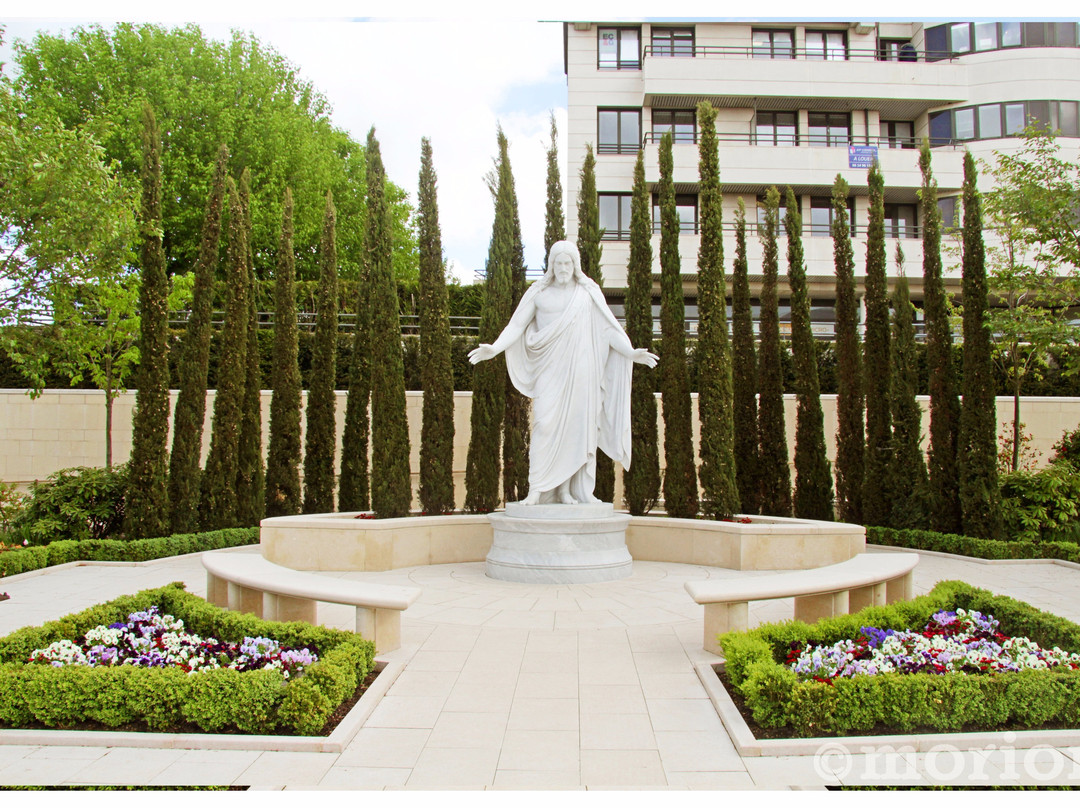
719;580;1080;737
0;583;375;735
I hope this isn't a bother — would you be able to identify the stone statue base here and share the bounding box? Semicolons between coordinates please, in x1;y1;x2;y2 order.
485;502;633;584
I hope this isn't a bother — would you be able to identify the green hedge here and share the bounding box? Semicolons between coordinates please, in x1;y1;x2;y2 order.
0;527;258;579
719;579;1080;737
867;525;1080;564
0;583;375;735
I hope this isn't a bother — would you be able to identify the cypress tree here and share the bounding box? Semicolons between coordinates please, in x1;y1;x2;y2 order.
417;137;455;514
168;143;227;534
302;190;339;514
622;150;660;515
785;187;834;521
696;102;738;519
832;174;864;524
236;168;265;526
464;128;514;513
890;267;930;529
731;198;759;515
577;142;614;501
919;141;962;533
367;129;413;519
862;161;892;527
199;177;249;530
543;111;566;269
264;187;303;518
125;102;171;539
958;152;1004;540
757;186;791;517
657;132;698;518
503;135;530;505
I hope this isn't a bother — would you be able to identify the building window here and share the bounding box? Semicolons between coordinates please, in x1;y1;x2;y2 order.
810;196;856;236
599;193;633;241
806;30;847;60
652;109;696;144
598;27;641;70
929;100;1080;144
878;38;916;61
597;109;641;154
652;193;699;233
925;22;1080;61
937;196;959;231
651;27;694;57
808;112;850;147
880;120;915;149
752;29;794;59
754;111;798;146
884;204;918;239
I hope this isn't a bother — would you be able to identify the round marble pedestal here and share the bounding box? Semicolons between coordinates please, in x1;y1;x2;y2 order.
485;502;633;584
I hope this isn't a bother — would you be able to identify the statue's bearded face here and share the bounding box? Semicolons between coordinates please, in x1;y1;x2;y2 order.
553;253;574;284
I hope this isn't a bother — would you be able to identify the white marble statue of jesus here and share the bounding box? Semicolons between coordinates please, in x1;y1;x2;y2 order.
468;240;658;505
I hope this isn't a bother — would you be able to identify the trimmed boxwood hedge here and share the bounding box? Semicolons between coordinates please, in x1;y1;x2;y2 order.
719;579;1080;737
0;527;258;579
867;525;1080;565
0;583;375;735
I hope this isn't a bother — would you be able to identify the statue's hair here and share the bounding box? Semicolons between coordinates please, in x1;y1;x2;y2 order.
539;240;591;289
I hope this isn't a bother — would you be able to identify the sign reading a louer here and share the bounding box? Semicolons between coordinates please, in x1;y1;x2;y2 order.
849;145;878;169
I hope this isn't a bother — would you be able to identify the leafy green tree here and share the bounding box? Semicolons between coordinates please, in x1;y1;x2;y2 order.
785;187;834;521
958;152;1004;541
367;130;412;519
757;187;791;517
543;112;566;269
264;187;303;517
695;102;738;519
862;161;892;527
657;132;698;519
236;168;265;526
832;175;863;524
167;144;228;534
199;177;249;530
503;134;531;505
622;150;660;515
302;190;339;514
731;198;758;515
417;138;456;514
124;103;171;540
919;140;962;534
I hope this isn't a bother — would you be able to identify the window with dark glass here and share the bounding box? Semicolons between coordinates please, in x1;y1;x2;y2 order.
878;38;916;61
754;111;798;145
925;22;1080;61
652;109;696;144
810;196;856;236
598;27;641;69
806;30;847;60
938;196;959;231
808;112;850;146
752;29;794;59
597;109;641;154
884;204;918;238
651;27;694;57
880;120;915;149
930;100;1080;144
652;193;699;233
599;193;633;240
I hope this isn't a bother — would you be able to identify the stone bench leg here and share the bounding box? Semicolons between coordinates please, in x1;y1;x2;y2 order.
702;602;748;656
206;572;229;608
356;607;403;653
886;572;913;604
263;592;317;624
848;582;887;613
227;582;264;617
794;590;849;624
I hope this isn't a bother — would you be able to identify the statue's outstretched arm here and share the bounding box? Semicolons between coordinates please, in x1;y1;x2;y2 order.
468;293;537;364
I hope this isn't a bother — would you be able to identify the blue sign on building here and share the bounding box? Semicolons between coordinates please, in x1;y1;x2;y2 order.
849;145;878;168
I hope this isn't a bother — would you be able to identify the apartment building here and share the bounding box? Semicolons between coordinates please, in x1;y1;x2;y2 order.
562;20;1080;334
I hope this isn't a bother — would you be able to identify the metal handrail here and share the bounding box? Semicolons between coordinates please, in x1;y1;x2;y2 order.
161;312;482;335
639;132;953;149
640;44;948;63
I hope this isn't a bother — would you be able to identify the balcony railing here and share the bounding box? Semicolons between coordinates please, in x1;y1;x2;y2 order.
640;45;950;63
638;132;950;149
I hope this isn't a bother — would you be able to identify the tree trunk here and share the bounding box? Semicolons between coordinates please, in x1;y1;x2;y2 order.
105;350;114;469
1012;368;1021;472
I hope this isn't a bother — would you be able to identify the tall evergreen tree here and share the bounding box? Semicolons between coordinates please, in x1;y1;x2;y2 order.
236;168;265;526
890;265;930;529
958;152;1004;540
367;129;413;519
417;137;456;514
658;132;698;518
622;150;660;515
832;174;864;524
464;128;514;513
543;111;566;269
503;134;530;505
757;186;791;517
862;161;892;527
264;187;303;518
302;190;339;514
731;198;759;515
696;102;738;519
168;143;227;534
919;141;962;533
199;177;249;530
125;102;171;539
785;187;834;521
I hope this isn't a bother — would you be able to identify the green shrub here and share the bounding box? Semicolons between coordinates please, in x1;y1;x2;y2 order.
12;464;129;544
1052;425;1080;465
867;524;1080;564
999;461;1080;543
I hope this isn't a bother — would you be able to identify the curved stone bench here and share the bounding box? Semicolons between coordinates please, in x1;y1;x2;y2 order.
684;552;919;655
202;551;420;652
